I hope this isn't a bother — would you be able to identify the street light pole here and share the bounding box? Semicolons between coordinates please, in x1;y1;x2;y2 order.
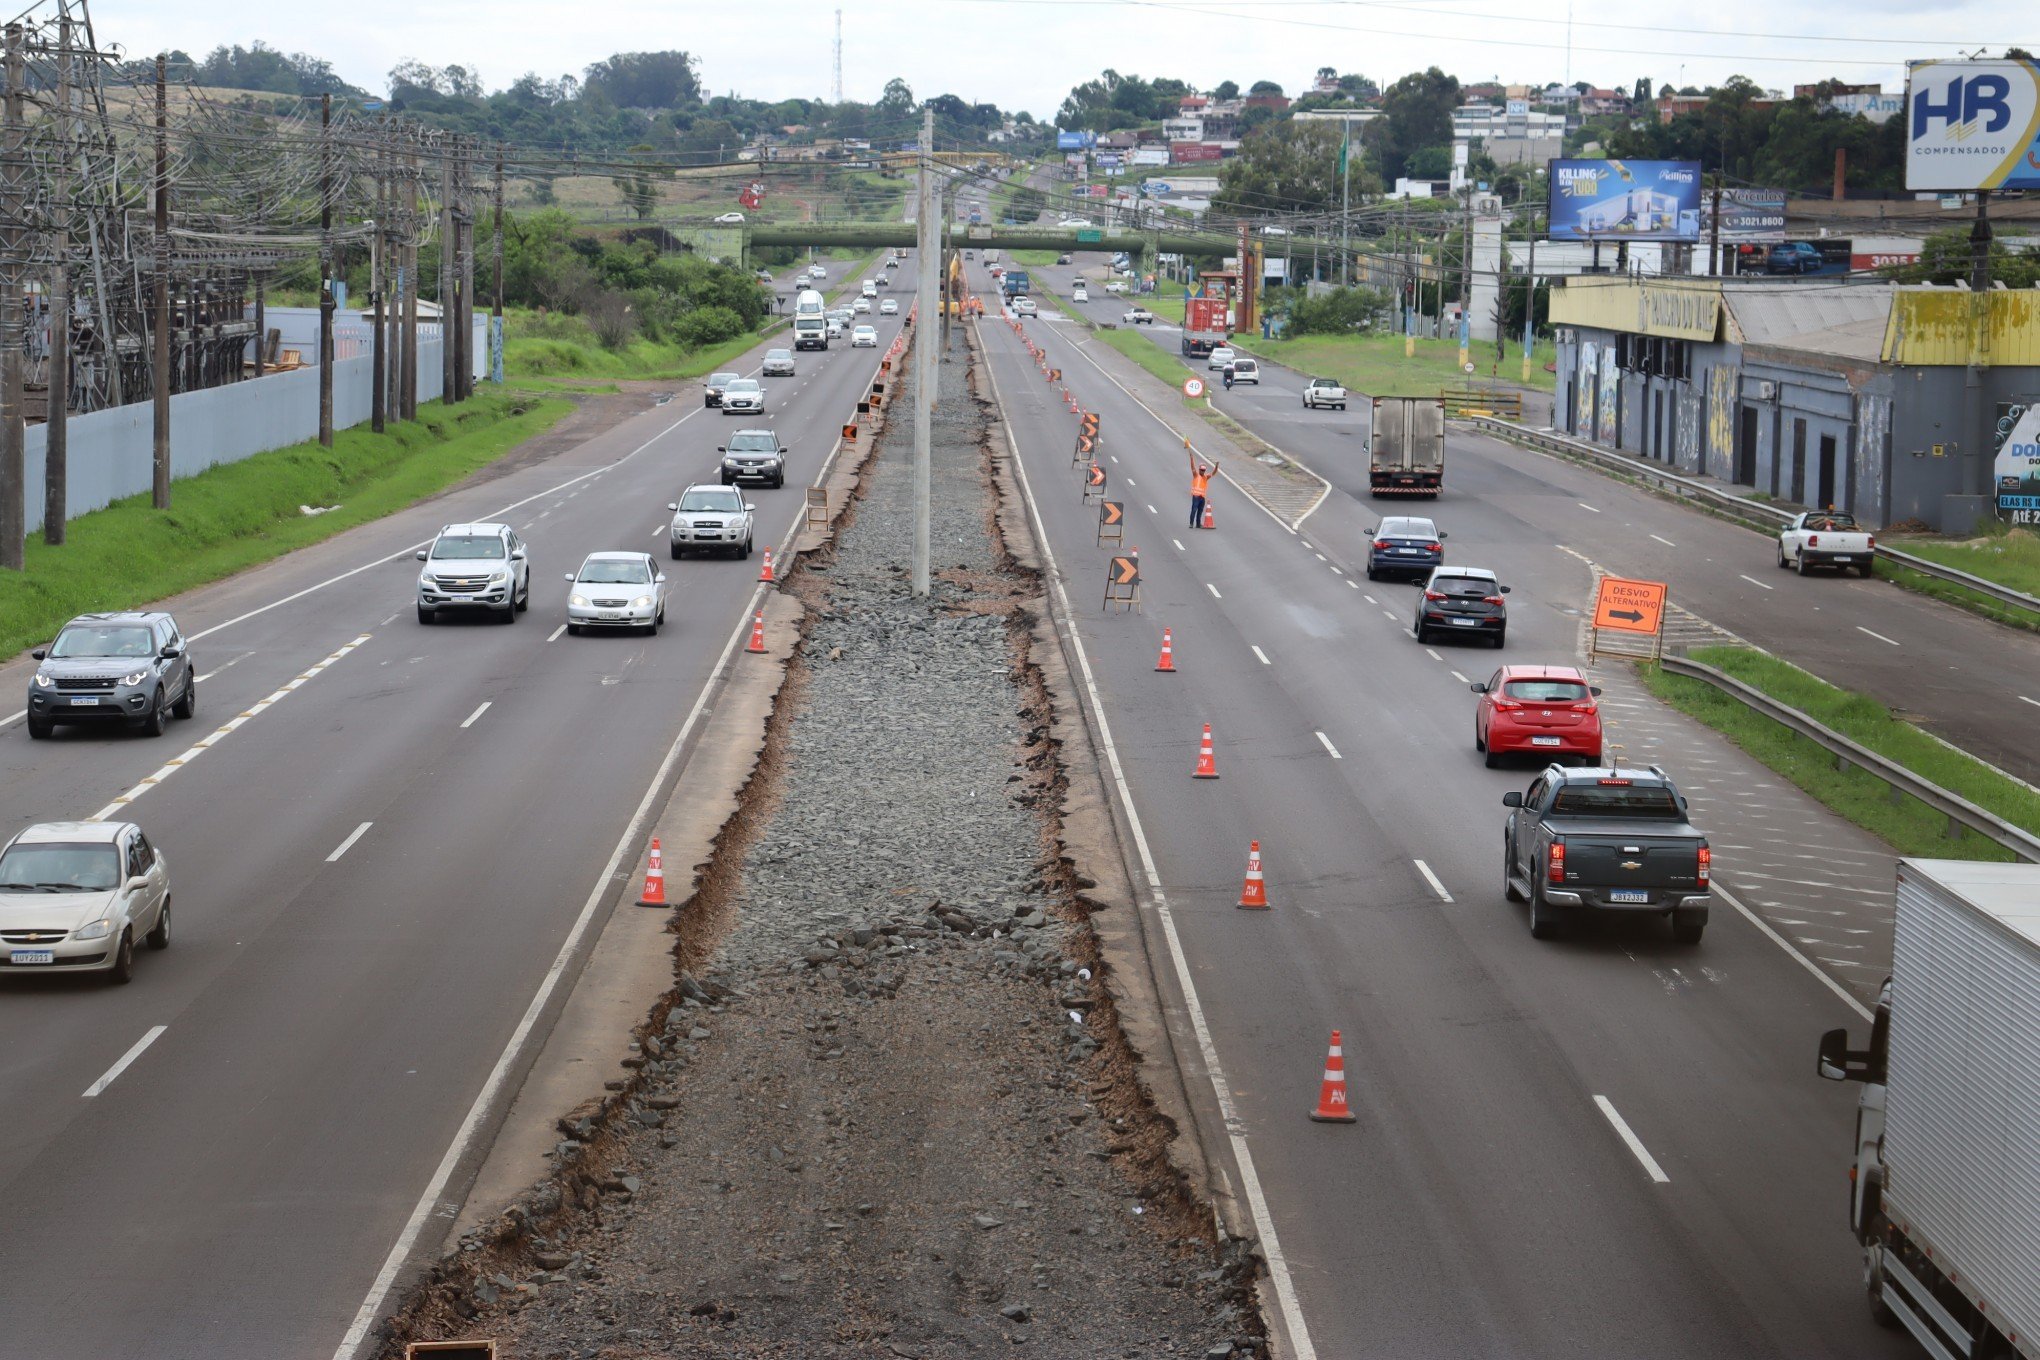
913;108;934;598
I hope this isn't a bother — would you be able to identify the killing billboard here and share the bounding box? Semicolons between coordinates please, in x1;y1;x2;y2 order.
1904;60;2040;191
1548;160;1702;241
1702;188;1787;239
1055;129;1096;151
1995;402;2040;524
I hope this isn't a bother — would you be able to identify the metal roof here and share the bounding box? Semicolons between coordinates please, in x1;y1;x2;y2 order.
1902;859;2040;953
1723;283;1895;362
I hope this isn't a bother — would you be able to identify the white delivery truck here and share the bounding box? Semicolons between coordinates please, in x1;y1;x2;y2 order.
792;289;828;351
1817;859;2040;1360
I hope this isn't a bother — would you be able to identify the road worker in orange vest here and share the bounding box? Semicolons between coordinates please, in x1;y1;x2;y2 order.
1188;451;1218;529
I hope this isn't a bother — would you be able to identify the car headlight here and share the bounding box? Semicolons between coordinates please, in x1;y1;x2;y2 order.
33;672;51;688
73;918;113;941
570;594;589;608
121;668;149;687
632;595;653;609
490;569;511;583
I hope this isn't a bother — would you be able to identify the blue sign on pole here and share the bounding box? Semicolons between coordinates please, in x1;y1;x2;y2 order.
1546;160;1702;242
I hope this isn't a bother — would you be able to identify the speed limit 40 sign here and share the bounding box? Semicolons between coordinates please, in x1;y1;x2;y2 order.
1183;377;1206;399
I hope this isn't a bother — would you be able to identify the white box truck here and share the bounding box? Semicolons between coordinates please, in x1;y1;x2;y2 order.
1817;859;2040;1360
791;288;828;351
1368;396;1446;498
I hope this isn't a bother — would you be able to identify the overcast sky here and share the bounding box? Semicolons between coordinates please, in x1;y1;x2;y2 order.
96;0;2033;120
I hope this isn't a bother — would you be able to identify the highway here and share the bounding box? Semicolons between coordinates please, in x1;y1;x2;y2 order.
1034;258;2040;787
970;264;1915;1359
0;266;913;1360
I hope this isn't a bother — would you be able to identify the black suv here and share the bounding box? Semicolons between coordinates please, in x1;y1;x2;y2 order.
27;611;195;739
1413;567;1510;647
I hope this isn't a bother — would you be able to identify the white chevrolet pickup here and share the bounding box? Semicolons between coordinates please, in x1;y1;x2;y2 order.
1777;510;1874;577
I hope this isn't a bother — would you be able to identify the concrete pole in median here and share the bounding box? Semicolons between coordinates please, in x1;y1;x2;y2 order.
913;107;934;598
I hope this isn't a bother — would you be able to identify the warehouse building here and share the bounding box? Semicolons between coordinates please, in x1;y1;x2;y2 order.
1548;277;2040;531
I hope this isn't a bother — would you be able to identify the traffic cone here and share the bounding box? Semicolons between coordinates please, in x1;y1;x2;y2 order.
1155;627;1177;672
1310;1030;1357;1123
1203;500;1216;530
636;837;667;908
1237;840;1269;909
1192;723;1219;779
746;609;766;654
759;547;775;583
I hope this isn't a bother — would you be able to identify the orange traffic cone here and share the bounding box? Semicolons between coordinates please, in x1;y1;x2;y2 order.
1155;627;1177;673
1203;500;1216;530
1237;840;1269;909
636;837;667;908
746;609;766;654
1192;723;1219;779
1310;1030;1357;1123
759;547;775;583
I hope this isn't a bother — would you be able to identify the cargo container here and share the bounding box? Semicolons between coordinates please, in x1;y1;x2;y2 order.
1368;396;1446;497
1180;296;1229;357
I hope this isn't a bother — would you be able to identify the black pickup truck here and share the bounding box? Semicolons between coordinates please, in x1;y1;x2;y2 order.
1501;764;1711;942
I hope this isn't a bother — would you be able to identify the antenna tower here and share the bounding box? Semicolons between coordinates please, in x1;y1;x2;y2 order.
833;9;843;103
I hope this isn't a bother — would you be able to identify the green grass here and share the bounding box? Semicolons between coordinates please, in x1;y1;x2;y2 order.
1886;525;2040;600
1011;249;1060;267
1093;327;1202;402
1639;645;2040;861
503;317;795;385
1232;333;1555;397
0;389;571;660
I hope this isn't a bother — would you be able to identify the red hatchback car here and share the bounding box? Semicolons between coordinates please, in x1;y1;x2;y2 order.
1471;665;1604;768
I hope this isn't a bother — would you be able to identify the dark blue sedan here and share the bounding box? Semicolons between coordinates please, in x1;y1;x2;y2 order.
1365;516;1447;581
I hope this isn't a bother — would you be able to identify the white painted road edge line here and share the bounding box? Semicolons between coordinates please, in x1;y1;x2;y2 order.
1251;646;1271;666
1315;731;1342;759
1739;574;1775;591
326;822;373;863
1856;625;1901;647
459;701;492;729
1714;881;1872;1022
1650;534;1676;547
977;319;1318;1360
1413;858;1453;903
82;1025;167;1099
1577;502;1601;513
1593;1095;1671;1184
2023;695;2040;709
333;313;898;1360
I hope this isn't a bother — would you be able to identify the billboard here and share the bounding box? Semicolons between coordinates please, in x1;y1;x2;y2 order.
1904;60;2040;191
1547;159;1702;241
1702;188;1787;238
1056;129;1096;151
1995;402;2040;524
1173;142;1224;164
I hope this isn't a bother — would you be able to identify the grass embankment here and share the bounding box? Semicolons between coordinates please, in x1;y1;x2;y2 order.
1232;333;1555;397
0;390;571;659
506;323;782;387
1640;645;2040;862
1878;525;2040;631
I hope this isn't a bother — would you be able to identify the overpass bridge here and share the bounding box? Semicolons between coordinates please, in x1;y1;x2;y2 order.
737;221;1226;258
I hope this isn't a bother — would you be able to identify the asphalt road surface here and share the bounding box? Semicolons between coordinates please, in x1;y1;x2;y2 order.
973;269;1915;1360
0;270;914;1360
1038;259;2040;787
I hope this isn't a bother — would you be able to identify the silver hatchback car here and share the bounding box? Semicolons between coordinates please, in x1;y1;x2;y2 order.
0;820;170;984
565;552;667;635
762;349;796;377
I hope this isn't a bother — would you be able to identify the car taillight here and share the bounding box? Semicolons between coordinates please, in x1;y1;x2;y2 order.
1483;595;1505;605
1424;590;1446;602
1697;844;1710;888
1867;535;1876;549
1548;841;1566;884
1807;533;1819;548
1491;699;1522;711
1423;542;1440;552
1373;540;1390;551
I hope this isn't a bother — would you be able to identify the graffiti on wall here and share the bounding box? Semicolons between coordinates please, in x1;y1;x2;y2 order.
1675;387;1702;473
1576;342;1597;434
1857;393;1890;525
1597;345;1619;444
1706;364;1738;481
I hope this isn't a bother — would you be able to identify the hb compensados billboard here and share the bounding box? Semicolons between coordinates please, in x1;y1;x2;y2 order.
1904;59;2040;191
1547;160;1702;242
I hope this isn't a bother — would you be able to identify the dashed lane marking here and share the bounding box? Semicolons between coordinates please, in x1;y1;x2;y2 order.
1578;502;1601;513
82;1026;167;1099
1650;534;1676;547
1593;1095;1670;1184
1413;858;1452;902
1251;646;1271;665
1173;539;1186;551
546;625;566;642
1424;648;1443;662
1450;670;1471;684
326;822;373;863
1856;626;1900;647
1206;583;1222;599
460;701;491;729
1739;574;1774;591
1315;731;1342;759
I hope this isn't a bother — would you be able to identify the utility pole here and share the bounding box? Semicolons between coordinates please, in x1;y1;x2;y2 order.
151;52;170;510
492;144;505;385
913;107;934;598
1707;183;1722;277
1522;231;1537;385
318;93;334;446
371;117;387;432
461;141;477;398
44;16;74;545
402;129;419;421
1970;189;1993;294
1340;124;1350;288
1458;185;1473;371
0;23;24;569
439;137;455;405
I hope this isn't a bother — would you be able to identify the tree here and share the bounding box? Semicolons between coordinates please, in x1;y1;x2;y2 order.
1249;80;1285;97
1405;145;1451;179
612;143;674;219
877;77;916;120
1633;76;1652;106
1217;118;1357;214
1369;67;1461;182
1213;80;1240;101
1883;227;2040;288
1315;65;1339;86
582;52;701;109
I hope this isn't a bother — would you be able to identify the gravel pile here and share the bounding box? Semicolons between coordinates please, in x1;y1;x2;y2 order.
386;339;1262;1360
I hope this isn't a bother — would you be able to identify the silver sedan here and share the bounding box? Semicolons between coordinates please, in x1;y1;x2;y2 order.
565;551;667;636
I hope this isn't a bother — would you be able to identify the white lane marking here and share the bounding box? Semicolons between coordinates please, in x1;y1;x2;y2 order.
82;1025;168;1098
379;611;403;627
1450;670;1471;684
1857;626;1900;647
1577;502;1601;513
1363;594;1378;605
2022;695;2040;708
193;653;252;685
546;625;566;642
1110;455;1119;463
1315;731;1342;759
1413;858;1452;902
1424;648;1443;662
1147;504;1158;515
459;701;491;729
1347;580;1358;589
1714;882;1871;1022
1300;540;1313;550
326;822;373;863
977;322;1319;1360
1126;477;1136;487
1251;646;1271;666
1329;565;1343;575
1593;1095;1670;1184
1650;534;1676;547
1206;583;1222;599
89;635;371;823
0;707;21;728
1739;574;1775;591
1313;553;1326;563
650;527;662;539
1173;539;1186;551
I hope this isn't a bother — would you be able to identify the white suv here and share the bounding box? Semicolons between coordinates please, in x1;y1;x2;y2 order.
668;484;755;560
416;523;530;624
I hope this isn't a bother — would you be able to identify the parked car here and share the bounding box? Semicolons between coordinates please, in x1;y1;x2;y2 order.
1501;764;1711;942
1471;666;1604;768
1413;566;1509;647
0;820;170;982
1364;516;1446;581
879;298;899;316
762;348;796;377
1206;345;1236;371
416;522;530;625
26;611;195;740
1777;509;1874;576
1302;376;1347;411
720;428;788;488
850;324;878;347
668;484;754;560
565;552;667;636
720;378;765;415
703;371;739;408
1122;308;1155;325
1226;358;1261;385
1765;241;1824;275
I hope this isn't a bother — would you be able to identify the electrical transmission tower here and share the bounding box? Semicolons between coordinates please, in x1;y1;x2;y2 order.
833;9;843;104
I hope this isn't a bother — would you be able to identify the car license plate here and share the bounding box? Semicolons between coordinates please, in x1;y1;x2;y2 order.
1396;549;1417;554
598;611;623;621
69;696;99;706
1609;889;1650;904
1450;617;1477;626
9;950;54;964
1833;555;1852;562
1531;736;1561;746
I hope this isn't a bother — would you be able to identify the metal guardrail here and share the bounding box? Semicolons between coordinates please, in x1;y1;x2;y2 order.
1467;417;2040;621
1442;387;1523;421
1659;654;2040;862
